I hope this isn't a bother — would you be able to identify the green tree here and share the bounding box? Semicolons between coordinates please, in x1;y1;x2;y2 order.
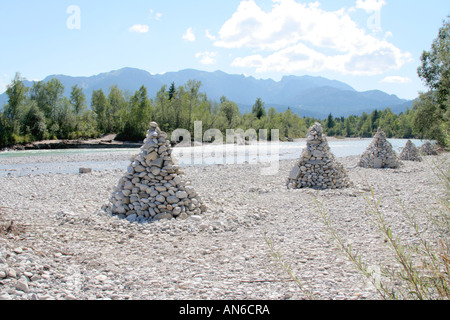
168;82;176;101
325;113;336;136
170;85;185;129
413;91;446;145
91;89;109;133
108;85;127;133
52;97;75;139
0;116;11;146
220;98;240;128
252;98;266;119
185;79;202;131
418;17;450;103
344;116;355;137
154;85;168;130
44;78;65;126
395;109;415;138
358;113;373;138
370;109;380;132
118;85;152;141
379;108;397;138
29;78;65;135
282;108;295;138
326;113;335;128
70;85;87;116
30;81;49;120
3;73;29;135
22;101;47;140
69;85;87;133
416;17;450;147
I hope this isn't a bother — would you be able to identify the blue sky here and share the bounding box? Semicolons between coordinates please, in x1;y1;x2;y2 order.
0;0;449;100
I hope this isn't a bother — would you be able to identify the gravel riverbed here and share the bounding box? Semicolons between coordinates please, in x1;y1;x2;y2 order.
0;151;448;300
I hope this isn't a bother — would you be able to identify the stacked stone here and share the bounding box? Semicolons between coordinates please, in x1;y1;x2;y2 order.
419;141;438;155
286;122;351;190
358;128;401;169
109;121;206;223
399;140;423;162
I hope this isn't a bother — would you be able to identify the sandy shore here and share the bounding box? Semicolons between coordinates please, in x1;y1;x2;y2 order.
0;151;448;300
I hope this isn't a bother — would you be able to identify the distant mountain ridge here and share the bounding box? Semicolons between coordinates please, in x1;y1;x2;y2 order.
0;67;415;118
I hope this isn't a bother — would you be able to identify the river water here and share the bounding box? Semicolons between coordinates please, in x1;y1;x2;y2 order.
0;139;428;177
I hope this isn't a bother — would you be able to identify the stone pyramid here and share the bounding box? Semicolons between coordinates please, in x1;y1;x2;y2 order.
399;140;423;162
286;122;351;190
358;128;400;169
108;121;206;223
419;141;438;155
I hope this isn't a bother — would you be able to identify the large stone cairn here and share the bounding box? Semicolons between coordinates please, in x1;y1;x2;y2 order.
358;128;401;169
286;122;351;190
109;121;206;223
399;140;422;162
419;141;438;155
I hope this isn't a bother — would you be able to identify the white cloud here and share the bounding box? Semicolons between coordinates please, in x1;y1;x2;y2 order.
355;0;386;13
150;9;163;21
182;27;196;42
196;51;218;65
205;29;216;41
231;42;410;76
384;31;393;39
129;24;149;33
215;0;411;75
380;76;412;84
231;43;326;73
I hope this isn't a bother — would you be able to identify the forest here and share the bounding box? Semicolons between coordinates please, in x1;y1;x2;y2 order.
0;74;425;149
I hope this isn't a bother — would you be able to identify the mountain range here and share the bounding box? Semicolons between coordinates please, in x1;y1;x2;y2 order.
0;67;415;118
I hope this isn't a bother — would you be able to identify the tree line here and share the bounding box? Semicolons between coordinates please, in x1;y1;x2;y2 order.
0;74;438;148
1;17;448;149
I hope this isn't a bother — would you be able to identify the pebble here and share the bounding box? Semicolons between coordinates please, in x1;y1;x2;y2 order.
399;140;423;162
190;215;202;222
7;268;17;278
0;139;446;301
287;123;351;190
15;277;29;293
95;275;108;282
358;128;401;169
420;141;438;155
108;122;206;222
0;293;12;300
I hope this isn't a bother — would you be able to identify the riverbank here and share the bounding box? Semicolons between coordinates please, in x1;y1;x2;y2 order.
0;137;429;177
0;150;448;300
0;134;142;152
0;134;409;153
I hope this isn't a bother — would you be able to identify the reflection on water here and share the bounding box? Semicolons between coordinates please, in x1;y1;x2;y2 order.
0;139;428;177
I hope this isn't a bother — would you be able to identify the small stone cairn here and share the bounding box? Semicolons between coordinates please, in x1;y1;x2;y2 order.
419;141;438;155
399;140;422;162
358;128;401;169
108;121;206;223
286;122;351;190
